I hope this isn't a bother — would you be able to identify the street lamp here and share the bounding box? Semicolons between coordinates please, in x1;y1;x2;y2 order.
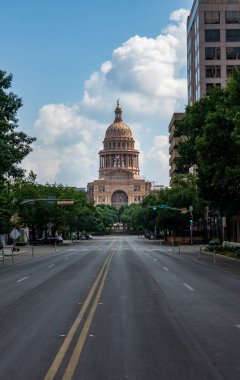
189;205;193;245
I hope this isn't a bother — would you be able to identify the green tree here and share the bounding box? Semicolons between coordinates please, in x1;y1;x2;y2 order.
141;175;204;235
95;205;118;232
174;88;223;171
196;72;240;213
0;70;36;182
0;70;36;232
14;181;96;238
174;71;240;214
119;204;145;232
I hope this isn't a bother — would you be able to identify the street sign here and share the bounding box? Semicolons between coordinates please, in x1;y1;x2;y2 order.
57;200;74;205
10;228;21;240
181;207;188;214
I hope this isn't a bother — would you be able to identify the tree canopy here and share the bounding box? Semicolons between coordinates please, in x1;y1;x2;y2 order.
0;70;36;182
14;180;96;238
140;174;204;235
174;70;240;215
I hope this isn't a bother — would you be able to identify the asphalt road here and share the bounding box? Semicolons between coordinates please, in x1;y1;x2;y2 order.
0;236;239;380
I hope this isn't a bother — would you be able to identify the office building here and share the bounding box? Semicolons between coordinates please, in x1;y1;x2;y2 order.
170;0;240;182
168;112;186;185
187;0;240;104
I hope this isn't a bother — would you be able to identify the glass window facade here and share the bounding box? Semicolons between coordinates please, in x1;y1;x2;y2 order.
227;65;240;77
205;47;221;60
205;65;221;78
204;11;220;24
226;29;240;42
226;11;240;24
205;29;220;42
226;47;240;59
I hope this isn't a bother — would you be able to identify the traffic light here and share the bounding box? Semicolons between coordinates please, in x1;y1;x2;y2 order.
189;217;193;224
147;206;157;212
160;204;168;209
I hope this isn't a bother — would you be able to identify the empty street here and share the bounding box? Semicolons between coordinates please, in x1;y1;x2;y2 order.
0;236;239;380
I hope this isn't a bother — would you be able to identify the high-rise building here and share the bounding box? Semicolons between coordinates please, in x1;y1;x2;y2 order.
169;0;240;182
168;112;186;186
187;0;240;104
87;102;151;207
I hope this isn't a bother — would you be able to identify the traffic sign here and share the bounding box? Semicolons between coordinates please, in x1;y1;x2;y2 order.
10;228;21;239
181;208;188;214
57;200;74;205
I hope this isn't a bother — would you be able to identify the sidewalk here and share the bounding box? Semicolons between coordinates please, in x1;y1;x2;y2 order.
141;238;240;276
0;242;74;267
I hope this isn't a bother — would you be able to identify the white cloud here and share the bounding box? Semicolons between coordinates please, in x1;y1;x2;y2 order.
145;135;170;185
24;8;188;187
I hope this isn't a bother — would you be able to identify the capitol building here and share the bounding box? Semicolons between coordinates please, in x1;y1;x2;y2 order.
87;102;152;207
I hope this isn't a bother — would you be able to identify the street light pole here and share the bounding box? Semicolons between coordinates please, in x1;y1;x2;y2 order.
189;205;193;245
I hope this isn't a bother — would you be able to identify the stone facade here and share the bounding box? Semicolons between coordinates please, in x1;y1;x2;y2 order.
87;103;151;207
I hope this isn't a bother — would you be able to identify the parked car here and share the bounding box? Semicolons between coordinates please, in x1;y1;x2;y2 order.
85;234;93;240
145;233;154;240
49;236;63;244
72;234;93;241
33;236;63;245
33;237;48;245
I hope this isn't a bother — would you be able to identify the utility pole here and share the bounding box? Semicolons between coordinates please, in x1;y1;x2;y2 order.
189;205;193;245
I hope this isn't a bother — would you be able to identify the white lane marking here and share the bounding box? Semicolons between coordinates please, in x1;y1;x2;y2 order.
16;276;29;283
236;325;240;330
97;249;103;251
65;257;69;261
48;264;55;268
183;283;194;291
153;258;157;261
163;267;169;271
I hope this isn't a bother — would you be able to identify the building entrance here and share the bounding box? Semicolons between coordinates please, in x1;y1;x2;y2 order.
111;191;128;208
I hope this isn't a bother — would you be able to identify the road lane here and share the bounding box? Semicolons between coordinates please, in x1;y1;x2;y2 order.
72;236;240;379
0;238;113;310
0;236;239;379
0;239;114;379
43;249;114;380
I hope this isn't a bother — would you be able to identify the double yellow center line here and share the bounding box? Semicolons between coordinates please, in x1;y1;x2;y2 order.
44;249;114;380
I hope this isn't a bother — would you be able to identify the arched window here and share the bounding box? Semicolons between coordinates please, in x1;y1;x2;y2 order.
111;191;128;207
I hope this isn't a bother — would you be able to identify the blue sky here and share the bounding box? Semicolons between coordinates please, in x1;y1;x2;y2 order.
0;0;192;187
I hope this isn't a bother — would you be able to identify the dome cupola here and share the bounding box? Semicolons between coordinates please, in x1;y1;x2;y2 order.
98;101;140;179
105;101;132;139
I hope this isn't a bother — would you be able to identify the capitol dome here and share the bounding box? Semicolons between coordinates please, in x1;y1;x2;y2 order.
87;101;152;208
105;103;132;139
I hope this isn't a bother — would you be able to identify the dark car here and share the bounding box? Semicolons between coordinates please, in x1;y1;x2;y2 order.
33;236;63;245
145;233;154;240
85;234;93;240
32;237;48;245
48;236;63;244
